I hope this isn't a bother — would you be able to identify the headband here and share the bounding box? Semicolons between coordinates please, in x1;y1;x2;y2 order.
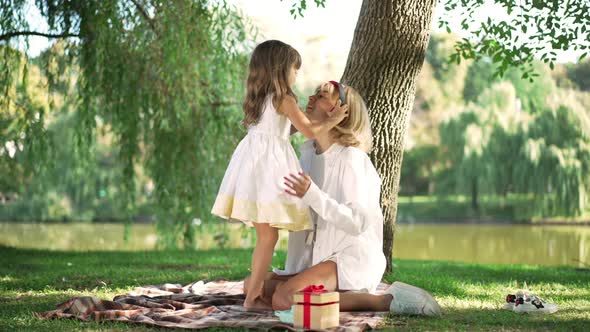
328;80;346;105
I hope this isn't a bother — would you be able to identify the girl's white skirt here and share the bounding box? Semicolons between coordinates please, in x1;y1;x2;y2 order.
211;132;312;231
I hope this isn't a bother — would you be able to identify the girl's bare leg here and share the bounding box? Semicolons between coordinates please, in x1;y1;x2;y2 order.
271;260;338;310
244;272;291;306
244;223;278;309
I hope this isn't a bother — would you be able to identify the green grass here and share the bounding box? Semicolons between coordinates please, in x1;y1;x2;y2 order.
397;194;590;223
1;246;589;331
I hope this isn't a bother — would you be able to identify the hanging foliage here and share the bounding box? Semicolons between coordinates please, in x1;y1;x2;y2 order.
440;83;590;217
1;0;251;247
515;106;590;216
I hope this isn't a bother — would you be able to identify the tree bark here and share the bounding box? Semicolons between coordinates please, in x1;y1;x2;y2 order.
341;0;437;272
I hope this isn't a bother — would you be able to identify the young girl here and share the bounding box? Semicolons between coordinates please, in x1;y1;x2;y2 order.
211;40;348;309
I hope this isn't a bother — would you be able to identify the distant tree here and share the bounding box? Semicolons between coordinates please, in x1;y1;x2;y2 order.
425;33;469;102
515;106;590;216
400;145;441;196
503;62;555;112
0;45;53;197
440;81;520;209
463;59;500;103
410;62;447;147
441;83;590;217
439;111;485;210
567;60;590;92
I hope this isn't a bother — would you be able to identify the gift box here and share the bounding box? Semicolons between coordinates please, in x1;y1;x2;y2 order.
293;285;339;330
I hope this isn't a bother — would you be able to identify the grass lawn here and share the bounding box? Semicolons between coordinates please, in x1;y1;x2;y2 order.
1;245;589;331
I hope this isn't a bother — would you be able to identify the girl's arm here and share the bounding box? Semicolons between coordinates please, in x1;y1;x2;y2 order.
279;96;347;139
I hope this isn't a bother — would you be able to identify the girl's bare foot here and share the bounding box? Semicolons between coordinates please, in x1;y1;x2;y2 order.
244;295;272;310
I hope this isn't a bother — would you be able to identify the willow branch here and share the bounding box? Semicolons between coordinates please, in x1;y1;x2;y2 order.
0;31;80;41
129;0;159;36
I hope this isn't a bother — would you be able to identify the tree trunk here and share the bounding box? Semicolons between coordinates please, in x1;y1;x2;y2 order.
341;0;437;272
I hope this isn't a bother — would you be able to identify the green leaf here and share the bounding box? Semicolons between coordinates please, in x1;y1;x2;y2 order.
493;52;503;63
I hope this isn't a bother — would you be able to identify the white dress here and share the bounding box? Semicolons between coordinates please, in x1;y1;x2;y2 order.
275;141;386;293
211;95;312;231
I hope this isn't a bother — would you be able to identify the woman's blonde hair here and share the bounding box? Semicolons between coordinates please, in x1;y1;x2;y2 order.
325;84;373;153
242;40;301;128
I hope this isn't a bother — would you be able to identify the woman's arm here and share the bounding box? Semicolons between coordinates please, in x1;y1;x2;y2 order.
279;96;347;139
303;181;370;236
284;163;376;236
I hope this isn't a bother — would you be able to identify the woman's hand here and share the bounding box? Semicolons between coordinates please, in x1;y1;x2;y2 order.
284;172;312;198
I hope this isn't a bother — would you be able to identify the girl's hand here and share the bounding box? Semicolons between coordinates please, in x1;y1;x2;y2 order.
284;172;312;198
328;100;349;123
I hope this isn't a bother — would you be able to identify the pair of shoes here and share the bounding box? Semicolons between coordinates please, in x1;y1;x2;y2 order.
385;281;442;316
502;290;526;310
503;291;558;314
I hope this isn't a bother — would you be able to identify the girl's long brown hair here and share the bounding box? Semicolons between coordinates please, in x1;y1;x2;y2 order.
242;40;302;128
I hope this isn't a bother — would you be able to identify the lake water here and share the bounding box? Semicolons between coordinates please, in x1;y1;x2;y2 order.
1;222;588;267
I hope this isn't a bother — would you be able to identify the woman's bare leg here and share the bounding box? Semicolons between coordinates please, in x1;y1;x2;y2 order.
265;260;390;312
271;278;391;312
271;260;338;310
339;292;392;311
244;223;278;309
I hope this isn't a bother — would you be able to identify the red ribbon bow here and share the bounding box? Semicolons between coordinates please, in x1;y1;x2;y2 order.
301;284;326;293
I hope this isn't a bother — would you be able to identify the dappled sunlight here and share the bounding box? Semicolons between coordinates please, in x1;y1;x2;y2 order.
0;275;16;283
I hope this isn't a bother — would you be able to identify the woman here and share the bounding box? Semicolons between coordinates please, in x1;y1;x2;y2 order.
246;81;441;315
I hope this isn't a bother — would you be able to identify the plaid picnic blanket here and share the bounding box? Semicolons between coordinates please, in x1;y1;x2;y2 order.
36;280;389;331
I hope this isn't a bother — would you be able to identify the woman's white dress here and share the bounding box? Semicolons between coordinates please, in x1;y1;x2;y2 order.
211;95;312;231
275;141;386;293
